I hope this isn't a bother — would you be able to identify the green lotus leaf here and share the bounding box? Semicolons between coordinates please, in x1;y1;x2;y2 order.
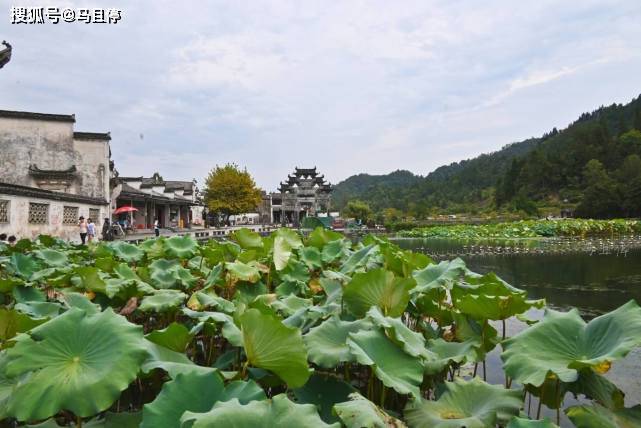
187;290;235;313
139;290;187;313
271;295;312;316
164;234;198;259
0;308;47;342
141;340;217;378
105;278;154;300
566;404;641;428
567;369;625;410
181;394;338;428
411;258;466;295
293;374;357;424
83;411;143;428
231;228;264;250
344;268;415;318
36;234;57;247
95;256;117;272
339;244;379;274
139;237;166;259
72;266;107;294
304;316;373;368
34;249;68;267
501;300;641;387
182;308;242;346
273;229;303;271
333;392;406;428
506;416;559;427
204;263;224;288
300;246;322;269
12;284;45;303
145;322;194;352
148;259;196;289
367;307;435;360
0;276;22;293
9;253;38;279
226;261;261;283
404;377;522;428
307;227;343;249
322;240;348;263
280;258;311;284
141;370;265;428
452;312;499;359
111;241;145;263
240;308;310;388
424;338;479;374
15;301;62;319
61;292;101;315
347;328;423;397
4;308;147;421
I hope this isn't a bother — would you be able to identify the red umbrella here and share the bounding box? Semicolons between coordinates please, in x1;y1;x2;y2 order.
113;206;139;214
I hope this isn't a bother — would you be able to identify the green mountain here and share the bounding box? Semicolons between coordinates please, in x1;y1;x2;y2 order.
333;94;641;218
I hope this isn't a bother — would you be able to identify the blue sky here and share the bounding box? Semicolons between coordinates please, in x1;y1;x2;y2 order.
2;0;641;191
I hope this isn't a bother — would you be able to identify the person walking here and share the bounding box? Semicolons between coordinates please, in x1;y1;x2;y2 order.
87;218;96;243
154;218;160;237
78;216;88;244
101;218;113;241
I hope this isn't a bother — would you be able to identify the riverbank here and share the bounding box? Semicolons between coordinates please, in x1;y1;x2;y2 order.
398;218;641;239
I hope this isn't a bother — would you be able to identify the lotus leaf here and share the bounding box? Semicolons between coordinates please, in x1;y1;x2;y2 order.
4;308;147;421
501;300;641;387
0;276;22;293
164;234;198;258
141;340;217;378
300;246;323;269
231;228;264;250
145;322;194;352
304;316;373;368
333;393;407;428
181;394;338;428
344;268;415;318
307;227;343;249
273;228;303;270
139;237;166;259
8;253;38;279
182;308;243;346
35;249;68;267
72;266;107;294
347;328;423;397
15;301;62;319
240;308;310;388
141;371;265;428
0;308;47;342
404;377;522;428
322;239;348;263
566;404;641;428
411;258;466;295
226;261;261;283
187;290;235;313
506;417;559;427
423;339;479;374
367;307;435;360
293;374;357;424
139;290;187;312
111;241;145;263
339;244;379;274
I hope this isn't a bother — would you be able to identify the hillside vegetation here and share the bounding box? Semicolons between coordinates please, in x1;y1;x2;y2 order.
333;95;641;220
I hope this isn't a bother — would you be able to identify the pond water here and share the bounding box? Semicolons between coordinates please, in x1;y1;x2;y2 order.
392;237;641;426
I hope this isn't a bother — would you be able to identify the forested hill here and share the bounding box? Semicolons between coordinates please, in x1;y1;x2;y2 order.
332;94;641;218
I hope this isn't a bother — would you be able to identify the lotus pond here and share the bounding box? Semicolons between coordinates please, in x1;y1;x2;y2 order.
1;229;640;428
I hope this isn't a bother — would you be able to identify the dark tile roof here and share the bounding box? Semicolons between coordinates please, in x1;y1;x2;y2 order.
74;132;111;141
0;109;75;123
0;181;107;205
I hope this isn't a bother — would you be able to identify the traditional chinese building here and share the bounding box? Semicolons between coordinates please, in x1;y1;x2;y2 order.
271;167;332;226
112;173;203;229
0;110;112;240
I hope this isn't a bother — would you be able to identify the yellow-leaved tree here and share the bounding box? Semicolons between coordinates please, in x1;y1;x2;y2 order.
204;164;262;225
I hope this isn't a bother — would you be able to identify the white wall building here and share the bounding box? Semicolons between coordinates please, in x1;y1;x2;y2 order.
0;110;111;241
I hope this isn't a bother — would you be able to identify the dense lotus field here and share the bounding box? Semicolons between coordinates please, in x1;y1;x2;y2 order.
1;229;640;427
399;219;641;240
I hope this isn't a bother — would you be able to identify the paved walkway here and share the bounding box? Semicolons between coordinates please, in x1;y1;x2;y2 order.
120;225;278;243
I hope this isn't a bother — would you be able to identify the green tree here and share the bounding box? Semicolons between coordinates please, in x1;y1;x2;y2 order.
617;154;641;217
382;207;403;223
342;200;372;224
575;159;621;218
204;164;262;225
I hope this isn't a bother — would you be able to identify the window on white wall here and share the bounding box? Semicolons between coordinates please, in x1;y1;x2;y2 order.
0;200;9;223
63;206;79;225
28;203;49;224
89;208;100;222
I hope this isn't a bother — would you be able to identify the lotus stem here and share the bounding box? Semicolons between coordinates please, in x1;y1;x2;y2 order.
77;415;82;428
473;362;478;377
555;378;561;425
502;319;506;340
380;384;387;408
482;359;487;381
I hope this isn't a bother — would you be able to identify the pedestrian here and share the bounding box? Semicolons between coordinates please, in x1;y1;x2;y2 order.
154;218;160;237
0;233;6;244
7;235;16;246
102;218;113;241
87;218;96;243
78;216;88;245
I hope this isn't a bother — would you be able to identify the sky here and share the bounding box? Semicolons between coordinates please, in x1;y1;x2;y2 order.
2;0;641;191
